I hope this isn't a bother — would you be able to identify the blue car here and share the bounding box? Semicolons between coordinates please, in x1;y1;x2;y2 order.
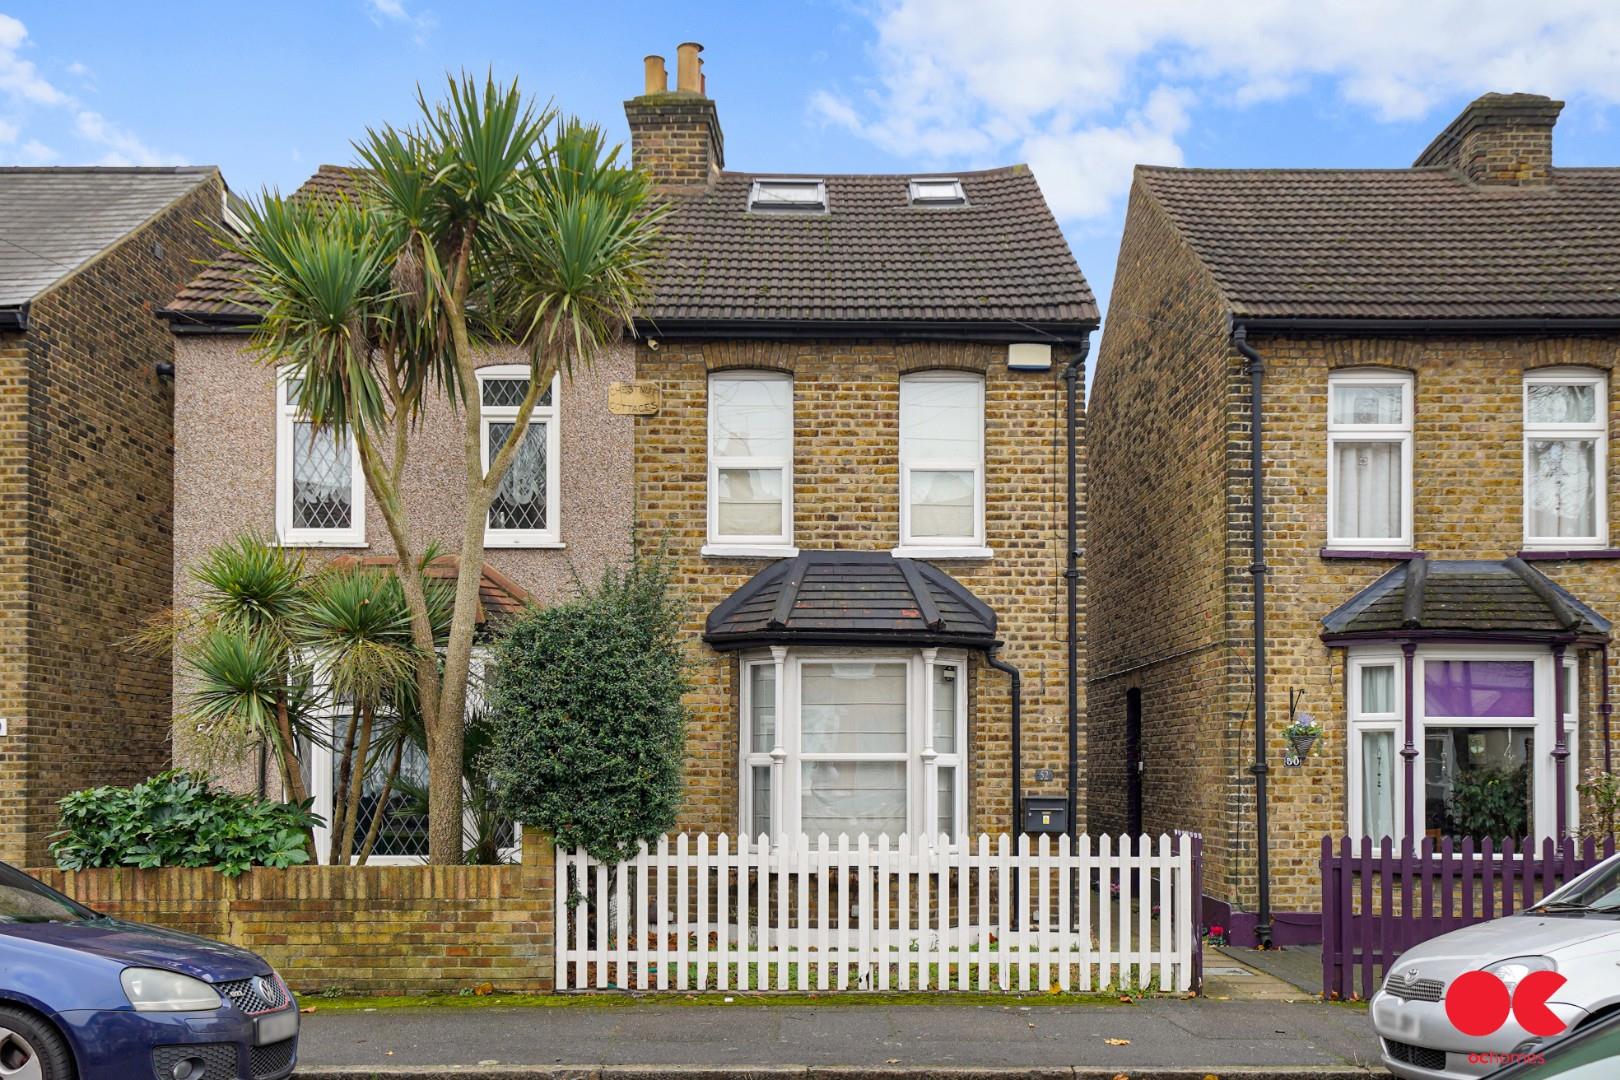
0;861;298;1080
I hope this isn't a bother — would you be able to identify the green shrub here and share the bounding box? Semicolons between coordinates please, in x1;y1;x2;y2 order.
1579;771;1620;839
487;553;689;861
1444;764;1530;843
50;771;323;877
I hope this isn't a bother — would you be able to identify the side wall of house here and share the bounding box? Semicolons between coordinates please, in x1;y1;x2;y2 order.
1087;179;1243;896
0;331;28;860
2;179;225;865
169;335;636;787
1244;332;1620;913
634;338;1080;839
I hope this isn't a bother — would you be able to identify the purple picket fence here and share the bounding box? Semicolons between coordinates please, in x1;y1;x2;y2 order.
1320;834;1618;1001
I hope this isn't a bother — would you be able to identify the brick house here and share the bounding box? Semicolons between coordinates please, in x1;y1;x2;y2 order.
624;44;1097;846
1088;92;1620;945
161;173;636;862
0;166;227;864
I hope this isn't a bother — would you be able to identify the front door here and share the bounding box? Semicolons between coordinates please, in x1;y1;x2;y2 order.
1125;688;1143;835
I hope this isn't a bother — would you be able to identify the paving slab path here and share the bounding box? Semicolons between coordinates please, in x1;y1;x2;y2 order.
294;995;1386;1078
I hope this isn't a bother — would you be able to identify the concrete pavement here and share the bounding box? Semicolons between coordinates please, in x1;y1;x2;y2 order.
293;995;1386;1077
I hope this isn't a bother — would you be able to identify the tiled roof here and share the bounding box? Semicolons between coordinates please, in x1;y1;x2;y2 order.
326;554;533;625
0;166;218;308
704;550;999;651
1321;558;1610;641
165;164;1099;332
645;168;1096;329
1137;166;1620;320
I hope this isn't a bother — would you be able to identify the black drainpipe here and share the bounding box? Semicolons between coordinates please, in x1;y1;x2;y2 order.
1231;323;1273;949
986;648;1023;835
1062;334;1092;840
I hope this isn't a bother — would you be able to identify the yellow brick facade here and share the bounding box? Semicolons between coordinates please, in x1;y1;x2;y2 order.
1092;175;1620;923
633;338;1083;841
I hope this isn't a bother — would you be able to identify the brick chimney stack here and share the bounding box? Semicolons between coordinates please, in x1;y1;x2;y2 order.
625;42;725;192
1414;92;1564;186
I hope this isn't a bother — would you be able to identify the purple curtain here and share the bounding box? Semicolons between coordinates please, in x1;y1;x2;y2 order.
1423;660;1535;718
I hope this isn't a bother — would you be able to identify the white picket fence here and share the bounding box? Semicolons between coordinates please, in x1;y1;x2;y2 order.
555;832;1200;994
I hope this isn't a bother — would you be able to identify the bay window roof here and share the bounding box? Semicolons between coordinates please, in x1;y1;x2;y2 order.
704;550;999;651
1321;557;1610;644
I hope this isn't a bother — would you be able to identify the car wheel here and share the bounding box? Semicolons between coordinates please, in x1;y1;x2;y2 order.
0;1006;74;1080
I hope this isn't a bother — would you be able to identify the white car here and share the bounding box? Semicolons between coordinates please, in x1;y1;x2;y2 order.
1371;851;1620;1079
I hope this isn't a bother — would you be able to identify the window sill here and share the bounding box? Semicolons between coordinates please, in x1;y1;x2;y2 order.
276;537;369;549
1320;548;1424;560
891;545;994;560
484;538;566;550
1516;548;1620;561
702;544;800;559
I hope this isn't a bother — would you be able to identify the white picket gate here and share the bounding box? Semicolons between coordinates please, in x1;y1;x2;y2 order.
555;832;1200;994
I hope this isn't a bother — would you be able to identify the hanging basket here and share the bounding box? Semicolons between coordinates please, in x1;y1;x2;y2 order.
1288;731;1320;758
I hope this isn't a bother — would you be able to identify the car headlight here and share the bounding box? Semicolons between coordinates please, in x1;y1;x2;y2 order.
1482;955;1556;993
120;968;223;1012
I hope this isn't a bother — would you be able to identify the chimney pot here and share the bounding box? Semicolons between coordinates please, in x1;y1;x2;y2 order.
643;55;667;96
676;41;703;94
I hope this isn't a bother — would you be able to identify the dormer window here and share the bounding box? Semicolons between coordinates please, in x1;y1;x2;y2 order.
908;178;966;206
748;179;826;213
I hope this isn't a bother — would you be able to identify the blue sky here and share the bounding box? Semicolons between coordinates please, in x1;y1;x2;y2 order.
5;1;1619;330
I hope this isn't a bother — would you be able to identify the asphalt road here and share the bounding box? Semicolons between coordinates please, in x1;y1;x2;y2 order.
295;998;1384;1072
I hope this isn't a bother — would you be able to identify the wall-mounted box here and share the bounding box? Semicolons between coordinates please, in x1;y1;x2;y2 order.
1007;343;1053;371
1021;795;1067;835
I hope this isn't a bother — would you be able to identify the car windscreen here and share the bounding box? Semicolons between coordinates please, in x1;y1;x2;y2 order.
1537;856;1620;913
0;863;94;923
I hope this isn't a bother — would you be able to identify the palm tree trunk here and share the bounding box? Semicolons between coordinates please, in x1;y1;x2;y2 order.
328;704;361;865
357;738;405;863
340;703;376;860
273;688;318;862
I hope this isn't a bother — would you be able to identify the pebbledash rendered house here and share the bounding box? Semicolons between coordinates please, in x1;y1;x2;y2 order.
622;44;1098;847
158;42;1098;861
1089;92;1620;945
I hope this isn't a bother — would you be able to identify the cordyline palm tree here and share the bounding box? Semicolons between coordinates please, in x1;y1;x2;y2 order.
226;72;666;862
298;566;418;864
183;537;318;858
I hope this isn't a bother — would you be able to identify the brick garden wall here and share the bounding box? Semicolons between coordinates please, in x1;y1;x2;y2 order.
29;834;556;994
0;177;225;865
1093;170;1620;917
634;339;1082;839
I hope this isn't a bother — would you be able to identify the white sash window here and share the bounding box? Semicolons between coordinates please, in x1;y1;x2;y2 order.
1327;370;1413;549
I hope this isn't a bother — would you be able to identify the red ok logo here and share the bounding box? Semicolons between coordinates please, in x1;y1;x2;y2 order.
1445;970;1569;1037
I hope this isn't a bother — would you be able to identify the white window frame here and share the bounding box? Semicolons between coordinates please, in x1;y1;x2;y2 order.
1326;369;1413;550
275;367;366;547
706;370;796;557
306;648;521;866
1347;649;1404;843
908;178;967;206
747;178;827;213
738;646;968;847
477;365;562;548
1347;644;1571;844
1522;368;1608;550
895;371;989;559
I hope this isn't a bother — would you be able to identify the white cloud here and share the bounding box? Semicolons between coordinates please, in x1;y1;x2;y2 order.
820;1;1620;222
0;16;175;166
365;0;435;45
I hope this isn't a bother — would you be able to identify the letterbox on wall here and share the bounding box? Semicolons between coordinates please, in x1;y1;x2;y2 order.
1021;796;1067;835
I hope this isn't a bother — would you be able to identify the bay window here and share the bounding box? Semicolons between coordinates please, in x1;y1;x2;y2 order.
1327;370;1412;549
276;368;365;546
478;366;561;547
898;372;986;556
1347;647;1579;845
1524;370;1606;548
739;648;967;843
707;372;794;554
